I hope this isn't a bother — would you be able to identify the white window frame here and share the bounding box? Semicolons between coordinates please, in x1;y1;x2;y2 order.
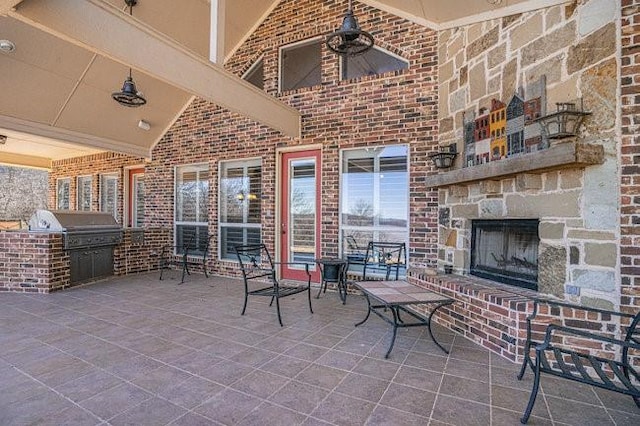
174;163;209;256
76;175;92;211
218;158;262;261
99;173;119;221
278;36;323;93
56;177;71;210
338;145;410;257
242;55;265;89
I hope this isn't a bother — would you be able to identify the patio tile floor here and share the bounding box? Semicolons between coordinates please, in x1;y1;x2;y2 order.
0;272;638;425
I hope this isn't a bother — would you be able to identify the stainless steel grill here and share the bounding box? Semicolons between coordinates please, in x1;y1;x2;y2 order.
29;210;123;283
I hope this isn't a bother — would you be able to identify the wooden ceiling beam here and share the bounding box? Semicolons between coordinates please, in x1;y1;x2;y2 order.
0;114;150;159
0;151;52;170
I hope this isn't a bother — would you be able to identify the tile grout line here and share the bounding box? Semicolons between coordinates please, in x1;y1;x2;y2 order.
489;348;493;426
8;364;115;425
365;326;423;424
428;330;454;425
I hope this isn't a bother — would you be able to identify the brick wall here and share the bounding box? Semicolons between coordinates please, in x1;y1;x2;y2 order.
50;152;145;224
147;0;440;278
0;232;69;293
620;0;640;318
114;228;170;276
409;270;530;361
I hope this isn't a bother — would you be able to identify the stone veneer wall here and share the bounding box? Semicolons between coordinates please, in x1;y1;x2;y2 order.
0;232;68;293
436;0;621;308
620;1;640;321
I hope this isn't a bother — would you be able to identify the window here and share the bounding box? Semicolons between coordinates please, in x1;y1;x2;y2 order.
243;57;264;90
175;165;209;255
100;174;118;221
280;39;321;91
219;159;262;260
342;47;408;80
77;175;92;211
340;146;409;254
56;178;70;210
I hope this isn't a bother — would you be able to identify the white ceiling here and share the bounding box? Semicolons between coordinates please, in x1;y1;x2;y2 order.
0;0;567;169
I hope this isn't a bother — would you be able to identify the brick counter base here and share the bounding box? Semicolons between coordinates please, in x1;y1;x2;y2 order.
407;270;532;362
0;232;69;293
407;271;629;365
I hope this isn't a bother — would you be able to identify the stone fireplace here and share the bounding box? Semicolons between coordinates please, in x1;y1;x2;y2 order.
470;219;539;291
428;0;620;308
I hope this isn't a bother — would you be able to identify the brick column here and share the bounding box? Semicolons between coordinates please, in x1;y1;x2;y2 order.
620;0;640;314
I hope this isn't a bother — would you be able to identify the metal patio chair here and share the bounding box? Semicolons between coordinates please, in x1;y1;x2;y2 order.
233;243;313;326
159;234;213;283
359;241;407;280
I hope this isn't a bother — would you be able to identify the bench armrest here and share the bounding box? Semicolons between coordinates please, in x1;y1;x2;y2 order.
528;299;637;322
537;323;640;352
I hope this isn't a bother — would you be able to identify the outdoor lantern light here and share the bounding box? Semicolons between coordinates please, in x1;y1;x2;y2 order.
429;144;458;169
326;0;374;56
112;0;147;108
534;100;591;139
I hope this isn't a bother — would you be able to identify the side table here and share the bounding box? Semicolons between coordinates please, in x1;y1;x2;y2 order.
315;258;348;304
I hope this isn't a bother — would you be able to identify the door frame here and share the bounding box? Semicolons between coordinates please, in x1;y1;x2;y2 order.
123;165;145;228
276;145;323;281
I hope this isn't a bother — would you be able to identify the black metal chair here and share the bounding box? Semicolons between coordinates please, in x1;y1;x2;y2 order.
344;235;366;263
159;234;213;284
517;299;640;424
351;241;406;280
233;243;313;326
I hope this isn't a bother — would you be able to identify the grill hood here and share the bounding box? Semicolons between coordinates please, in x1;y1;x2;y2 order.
29;210;119;232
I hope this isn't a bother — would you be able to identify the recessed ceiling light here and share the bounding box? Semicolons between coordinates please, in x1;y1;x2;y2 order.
0;39;16;53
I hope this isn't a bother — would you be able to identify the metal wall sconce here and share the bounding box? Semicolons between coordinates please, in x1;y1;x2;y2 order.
534;100;591;139
430;144;458;169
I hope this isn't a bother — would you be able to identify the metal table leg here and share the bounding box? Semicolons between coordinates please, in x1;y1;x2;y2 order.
385;306;401;358
426;301;453;354
355;294;372;327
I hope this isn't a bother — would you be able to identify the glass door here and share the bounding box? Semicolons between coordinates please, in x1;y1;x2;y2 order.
280;150;321;282
128;168;144;227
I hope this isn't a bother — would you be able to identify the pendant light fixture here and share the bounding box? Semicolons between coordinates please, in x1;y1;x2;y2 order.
112;0;146;107
326;0;374;56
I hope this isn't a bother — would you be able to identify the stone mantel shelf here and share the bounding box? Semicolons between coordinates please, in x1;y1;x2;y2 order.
425;141;604;188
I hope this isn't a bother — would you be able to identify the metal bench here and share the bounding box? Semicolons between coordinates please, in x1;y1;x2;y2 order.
517;299;640;424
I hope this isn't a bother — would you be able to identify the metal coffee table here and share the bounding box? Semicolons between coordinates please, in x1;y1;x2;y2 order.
354;280;454;358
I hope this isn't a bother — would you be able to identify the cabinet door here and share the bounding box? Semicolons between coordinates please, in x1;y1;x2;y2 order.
70;250;93;283
92;247;114;279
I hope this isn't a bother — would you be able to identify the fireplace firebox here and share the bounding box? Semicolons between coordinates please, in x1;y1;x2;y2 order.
470;219;539;290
